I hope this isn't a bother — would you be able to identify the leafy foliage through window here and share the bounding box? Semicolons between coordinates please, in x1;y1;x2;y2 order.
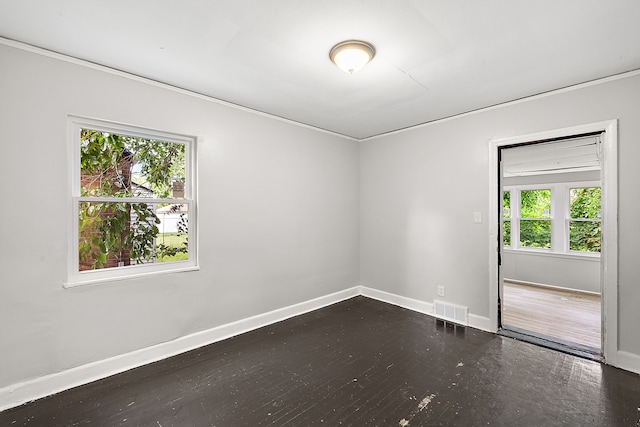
502;184;600;255
519;189;551;249
69;118;196;284
503;191;511;246
569;187;601;252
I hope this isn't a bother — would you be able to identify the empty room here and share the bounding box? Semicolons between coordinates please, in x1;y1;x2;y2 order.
2;1;640;425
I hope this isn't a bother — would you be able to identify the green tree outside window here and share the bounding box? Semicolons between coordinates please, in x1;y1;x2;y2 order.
520;189;551;249
79;129;187;270
503;191;511;246
569;187;601;252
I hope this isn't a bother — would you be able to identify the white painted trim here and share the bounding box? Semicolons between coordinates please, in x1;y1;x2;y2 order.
616;351;640;376
63;265;201;289
504;279;601;296
503;248;600;262
66;115;199;287
600;120;619;367
489;120;618;362
1;281;632;412
468;314;493;332
488;139;501;333
0;37;358;142
361;286;433;314
489;121;616;150
0;286;360;412
360;287;492;332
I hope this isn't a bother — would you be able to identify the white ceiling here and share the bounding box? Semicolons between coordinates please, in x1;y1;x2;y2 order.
1;0;639;139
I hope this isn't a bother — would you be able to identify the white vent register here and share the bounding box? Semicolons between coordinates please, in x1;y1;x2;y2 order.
433;300;469;326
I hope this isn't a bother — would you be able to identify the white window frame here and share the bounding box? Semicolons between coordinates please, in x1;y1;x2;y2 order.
566;183;602;255
505;186;553;252
503;181;600;258
65;116;198;287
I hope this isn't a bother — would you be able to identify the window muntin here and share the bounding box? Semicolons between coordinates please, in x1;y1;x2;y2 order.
68;117;197;286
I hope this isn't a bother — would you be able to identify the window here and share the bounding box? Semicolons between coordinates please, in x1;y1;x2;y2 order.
67;117;197;286
519;189;551;249
502;182;600;256
569;187;601;253
503;191;511;246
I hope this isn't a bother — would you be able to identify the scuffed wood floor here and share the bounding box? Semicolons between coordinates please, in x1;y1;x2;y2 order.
502;281;601;349
2;296;639;426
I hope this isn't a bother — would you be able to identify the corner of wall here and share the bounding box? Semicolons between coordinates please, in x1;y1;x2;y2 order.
0;286;361;412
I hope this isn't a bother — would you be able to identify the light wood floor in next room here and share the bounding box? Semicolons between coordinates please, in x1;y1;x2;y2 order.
502;281;601;349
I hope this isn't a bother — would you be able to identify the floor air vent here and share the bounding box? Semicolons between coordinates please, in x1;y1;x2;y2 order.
433;300;469;326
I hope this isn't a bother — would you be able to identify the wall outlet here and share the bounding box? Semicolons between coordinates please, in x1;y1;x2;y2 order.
437;286;445;297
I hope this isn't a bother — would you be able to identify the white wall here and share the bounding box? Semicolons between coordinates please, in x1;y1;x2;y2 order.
360;72;640;359
0;43;359;390
502;252;600;293
2;40;640;399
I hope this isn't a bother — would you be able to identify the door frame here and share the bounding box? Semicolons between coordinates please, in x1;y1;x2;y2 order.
488;120;618;364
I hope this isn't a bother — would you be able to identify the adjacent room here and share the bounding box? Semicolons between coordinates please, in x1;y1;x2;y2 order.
500;136;604;357
2;1;640;425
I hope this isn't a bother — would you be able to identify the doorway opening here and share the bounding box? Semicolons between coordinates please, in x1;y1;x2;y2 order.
500;135;602;358
488;121;618;363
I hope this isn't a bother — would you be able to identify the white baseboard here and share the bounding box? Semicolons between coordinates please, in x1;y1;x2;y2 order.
361;286;493;332
360;286;433;314
2;284;636;412
616;351;640;375
504;279;601;296
468;314;493;332
0;286;360;412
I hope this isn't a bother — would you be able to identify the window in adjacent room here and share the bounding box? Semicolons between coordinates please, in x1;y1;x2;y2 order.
67;116;197;286
519;188;552;249
502;183;600;256
503;190;511;246
569;186;601;253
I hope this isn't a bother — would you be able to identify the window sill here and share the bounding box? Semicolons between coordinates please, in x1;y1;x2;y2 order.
64;265;200;288
503;248;600;261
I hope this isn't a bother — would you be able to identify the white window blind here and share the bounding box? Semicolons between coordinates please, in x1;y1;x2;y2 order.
502;134;602;177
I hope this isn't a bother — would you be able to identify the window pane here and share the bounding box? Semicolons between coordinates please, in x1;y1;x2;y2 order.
79;202;189;270
80;129;186;199
570;221;601;252
570;187;601;219
503;191;511;219
503;220;511;246
520;219;551;248
520;189;551;218
156;204;190;263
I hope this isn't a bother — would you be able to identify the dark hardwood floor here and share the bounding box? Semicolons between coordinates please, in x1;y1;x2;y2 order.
2;296;640;426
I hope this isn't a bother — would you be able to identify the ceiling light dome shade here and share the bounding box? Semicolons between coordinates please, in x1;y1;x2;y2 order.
329;40;375;74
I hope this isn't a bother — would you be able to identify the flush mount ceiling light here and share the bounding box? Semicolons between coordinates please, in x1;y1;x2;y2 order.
329;40;376;74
